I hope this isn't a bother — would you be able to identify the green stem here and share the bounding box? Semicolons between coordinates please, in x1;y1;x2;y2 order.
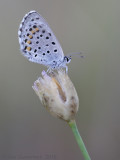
68;120;91;160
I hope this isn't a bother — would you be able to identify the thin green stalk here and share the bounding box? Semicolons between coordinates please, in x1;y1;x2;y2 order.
68;120;91;160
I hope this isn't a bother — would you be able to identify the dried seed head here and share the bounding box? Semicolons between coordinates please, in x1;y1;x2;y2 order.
32;70;79;121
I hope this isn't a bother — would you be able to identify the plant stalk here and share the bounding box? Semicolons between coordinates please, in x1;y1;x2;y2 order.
68;120;91;160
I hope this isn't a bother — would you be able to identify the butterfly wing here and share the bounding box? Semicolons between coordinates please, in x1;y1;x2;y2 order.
18;11;64;66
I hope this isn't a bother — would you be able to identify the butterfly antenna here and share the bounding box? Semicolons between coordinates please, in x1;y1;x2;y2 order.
66;52;85;58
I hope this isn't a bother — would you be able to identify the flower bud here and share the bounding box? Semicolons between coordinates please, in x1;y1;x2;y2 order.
32;70;79;122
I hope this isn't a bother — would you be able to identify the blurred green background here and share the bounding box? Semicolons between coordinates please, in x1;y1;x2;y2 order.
0;0;120;159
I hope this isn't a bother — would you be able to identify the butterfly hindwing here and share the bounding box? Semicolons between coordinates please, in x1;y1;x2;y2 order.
18;11;64;66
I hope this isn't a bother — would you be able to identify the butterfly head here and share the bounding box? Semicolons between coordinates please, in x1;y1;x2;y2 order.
63;56;71;64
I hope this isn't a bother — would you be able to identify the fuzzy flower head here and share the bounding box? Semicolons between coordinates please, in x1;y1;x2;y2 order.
32;70;79;122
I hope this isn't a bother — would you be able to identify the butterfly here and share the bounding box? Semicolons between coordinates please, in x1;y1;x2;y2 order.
18;11;71;72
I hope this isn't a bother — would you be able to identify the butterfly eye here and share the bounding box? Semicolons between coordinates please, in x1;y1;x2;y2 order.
64;56;67;60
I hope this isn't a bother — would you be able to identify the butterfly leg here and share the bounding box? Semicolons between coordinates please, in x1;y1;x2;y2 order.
65;66;68;73
47;67;52;73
